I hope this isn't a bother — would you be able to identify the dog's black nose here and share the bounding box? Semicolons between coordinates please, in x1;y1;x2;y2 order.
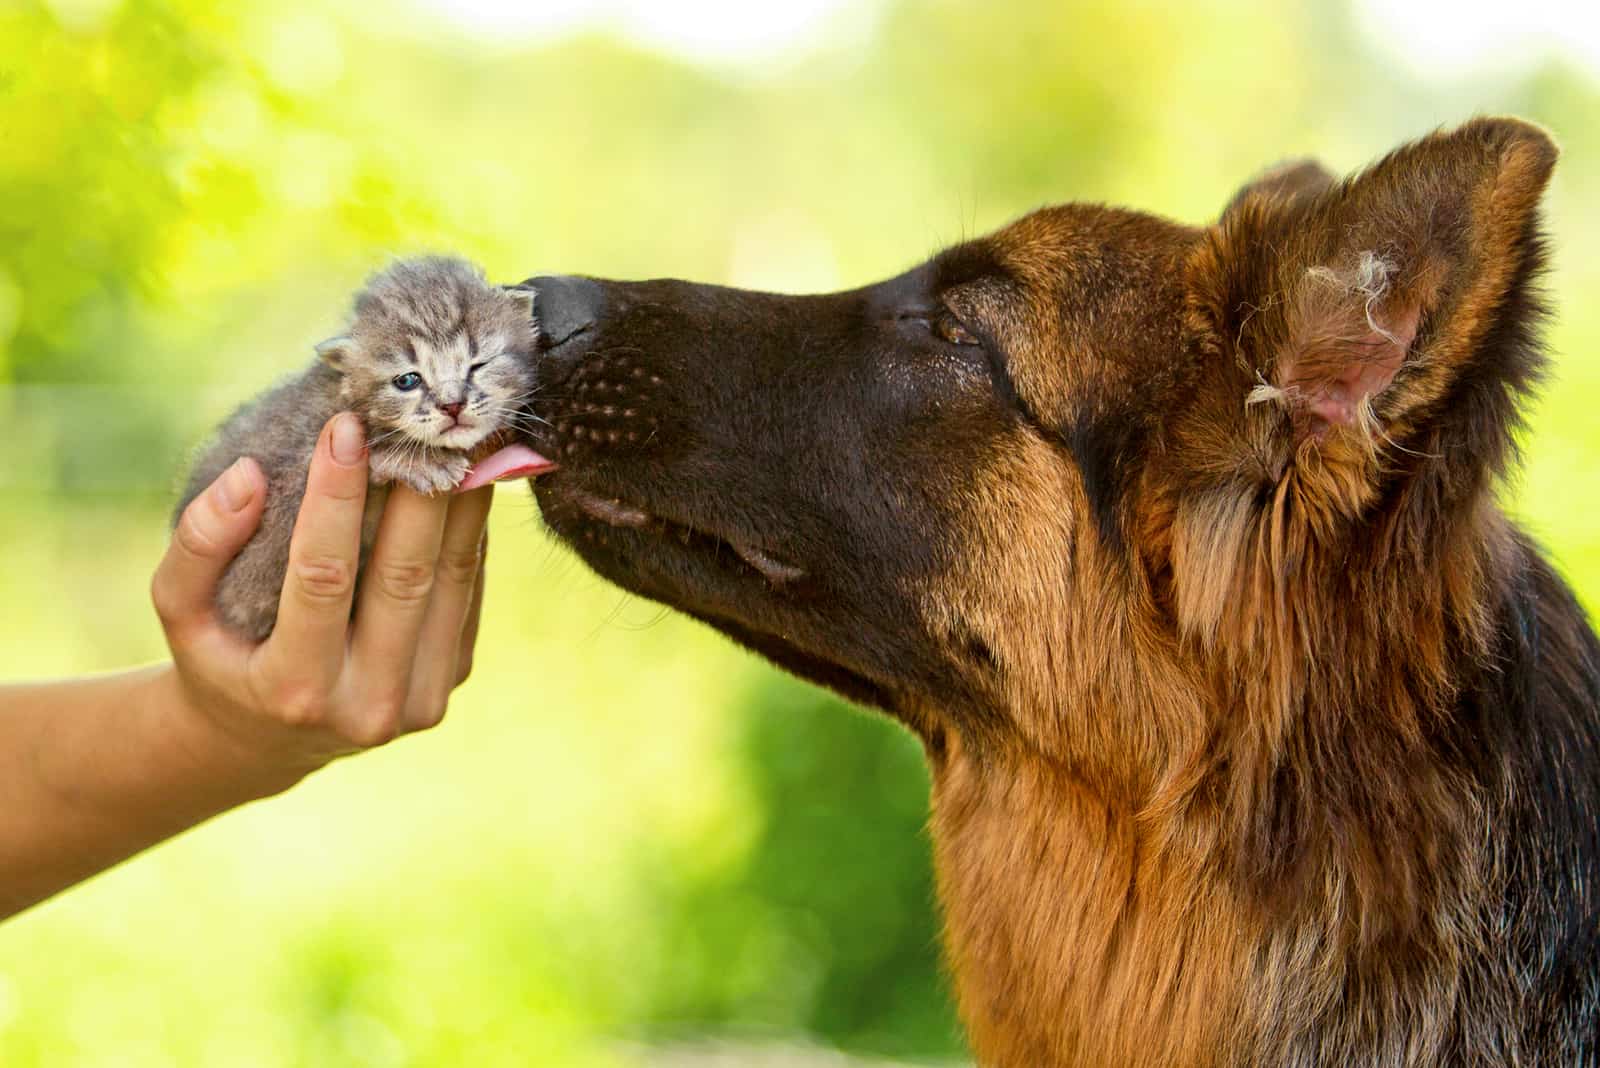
521;275;605;349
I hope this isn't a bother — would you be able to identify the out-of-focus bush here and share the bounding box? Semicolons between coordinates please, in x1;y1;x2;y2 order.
638;676;957;1059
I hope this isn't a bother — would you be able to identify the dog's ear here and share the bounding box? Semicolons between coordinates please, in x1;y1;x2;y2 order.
1222;158;1336;217
1190;117;1557;450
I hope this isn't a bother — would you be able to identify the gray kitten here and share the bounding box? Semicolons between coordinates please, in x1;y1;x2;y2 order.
176;256;538;641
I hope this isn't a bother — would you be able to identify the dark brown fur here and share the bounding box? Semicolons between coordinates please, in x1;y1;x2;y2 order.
523;118;1600;1065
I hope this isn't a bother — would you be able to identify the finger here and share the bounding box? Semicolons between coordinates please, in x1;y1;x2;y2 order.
263;414;369;688
347;482;450;722
152;458;267;641
455;530;488;687
403;485;493;729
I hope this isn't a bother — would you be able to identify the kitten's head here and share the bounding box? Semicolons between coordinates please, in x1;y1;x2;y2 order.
316;256;538;451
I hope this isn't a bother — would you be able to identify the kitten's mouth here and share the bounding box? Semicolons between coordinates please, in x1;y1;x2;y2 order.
436;423;486;447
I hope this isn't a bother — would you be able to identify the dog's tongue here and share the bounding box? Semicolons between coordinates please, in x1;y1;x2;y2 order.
457;444;558;492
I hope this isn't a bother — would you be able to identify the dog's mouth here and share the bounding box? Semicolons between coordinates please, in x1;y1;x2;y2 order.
535;475;896;710
561;484;807;587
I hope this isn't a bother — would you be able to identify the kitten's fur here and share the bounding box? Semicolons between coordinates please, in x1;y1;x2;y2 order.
176;256;538;640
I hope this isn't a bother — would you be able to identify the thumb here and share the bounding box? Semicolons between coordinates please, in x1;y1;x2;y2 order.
152;457;267;638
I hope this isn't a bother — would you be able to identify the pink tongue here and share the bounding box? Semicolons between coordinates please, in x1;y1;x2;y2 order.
456;445;559;492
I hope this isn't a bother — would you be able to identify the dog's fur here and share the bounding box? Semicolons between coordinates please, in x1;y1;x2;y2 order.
526;118;1600;1065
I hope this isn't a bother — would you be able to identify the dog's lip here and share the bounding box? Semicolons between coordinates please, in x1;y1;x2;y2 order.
566;487;806;585
569;488;650;528
726;538;806;585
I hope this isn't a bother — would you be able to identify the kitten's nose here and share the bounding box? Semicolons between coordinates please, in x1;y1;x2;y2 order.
439;401;465;419
519;275;604;348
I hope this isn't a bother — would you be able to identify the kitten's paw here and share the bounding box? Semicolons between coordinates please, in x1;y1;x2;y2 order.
370;447;470;495
368;449;459;495
367;448;412;488
406;453;470;496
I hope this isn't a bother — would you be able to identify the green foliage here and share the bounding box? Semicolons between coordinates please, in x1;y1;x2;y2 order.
639;677;959;1058
3;1;1600;1065
0;0;210;384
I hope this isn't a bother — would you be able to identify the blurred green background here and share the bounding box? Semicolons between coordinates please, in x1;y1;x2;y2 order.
2;0;1599;1064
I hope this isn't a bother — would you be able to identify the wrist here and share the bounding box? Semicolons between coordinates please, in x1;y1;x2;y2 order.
149;663;320;804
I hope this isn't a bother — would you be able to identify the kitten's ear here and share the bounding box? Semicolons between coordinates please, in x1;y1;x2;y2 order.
503;285;537;320
315;336;357;369
1191;117;1557;446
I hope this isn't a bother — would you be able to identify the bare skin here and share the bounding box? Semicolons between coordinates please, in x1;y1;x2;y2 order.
0;412;493;920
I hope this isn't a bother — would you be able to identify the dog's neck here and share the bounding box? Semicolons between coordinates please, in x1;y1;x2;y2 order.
924;492;1521;1066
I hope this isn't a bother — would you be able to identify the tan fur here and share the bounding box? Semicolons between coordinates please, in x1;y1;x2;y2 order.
533;116;1584;1065
914;118;1560;1066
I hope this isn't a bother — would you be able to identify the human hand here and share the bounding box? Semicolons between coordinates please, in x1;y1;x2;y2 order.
151;412;492;792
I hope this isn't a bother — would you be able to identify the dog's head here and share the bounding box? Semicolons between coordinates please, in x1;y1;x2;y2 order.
524;118;1556;782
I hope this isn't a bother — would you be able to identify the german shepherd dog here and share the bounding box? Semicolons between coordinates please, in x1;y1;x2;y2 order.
523;118;1599;1065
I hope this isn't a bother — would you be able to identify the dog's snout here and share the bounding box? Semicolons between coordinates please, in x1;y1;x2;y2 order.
522;275;605;349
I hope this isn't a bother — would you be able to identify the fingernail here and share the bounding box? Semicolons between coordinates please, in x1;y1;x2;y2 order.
216;458;255;512
330;413;365;466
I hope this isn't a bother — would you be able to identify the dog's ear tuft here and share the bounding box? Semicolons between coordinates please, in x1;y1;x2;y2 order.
1247;249;1422;440
1192;117;1557;449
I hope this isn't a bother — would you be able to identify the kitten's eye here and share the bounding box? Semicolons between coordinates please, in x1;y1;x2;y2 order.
392;372;423;391
934;311;980;347
468;361;487;375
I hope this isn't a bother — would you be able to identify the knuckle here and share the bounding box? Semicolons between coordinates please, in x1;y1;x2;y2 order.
454;655;474;687
372;557;437;604
370;689;406;721
271;682;329;728
437;544;483;587
349;719;400;749
174;508;224;560
410;695;449;731
150;574;182;629
315;471;370;503
349;696;405;747
291;554;356;605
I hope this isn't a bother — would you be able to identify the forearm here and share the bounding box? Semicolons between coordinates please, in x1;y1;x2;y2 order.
0;664;306;920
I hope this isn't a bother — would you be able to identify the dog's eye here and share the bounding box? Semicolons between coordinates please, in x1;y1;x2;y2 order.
392;372;423;391
934;312;980;347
